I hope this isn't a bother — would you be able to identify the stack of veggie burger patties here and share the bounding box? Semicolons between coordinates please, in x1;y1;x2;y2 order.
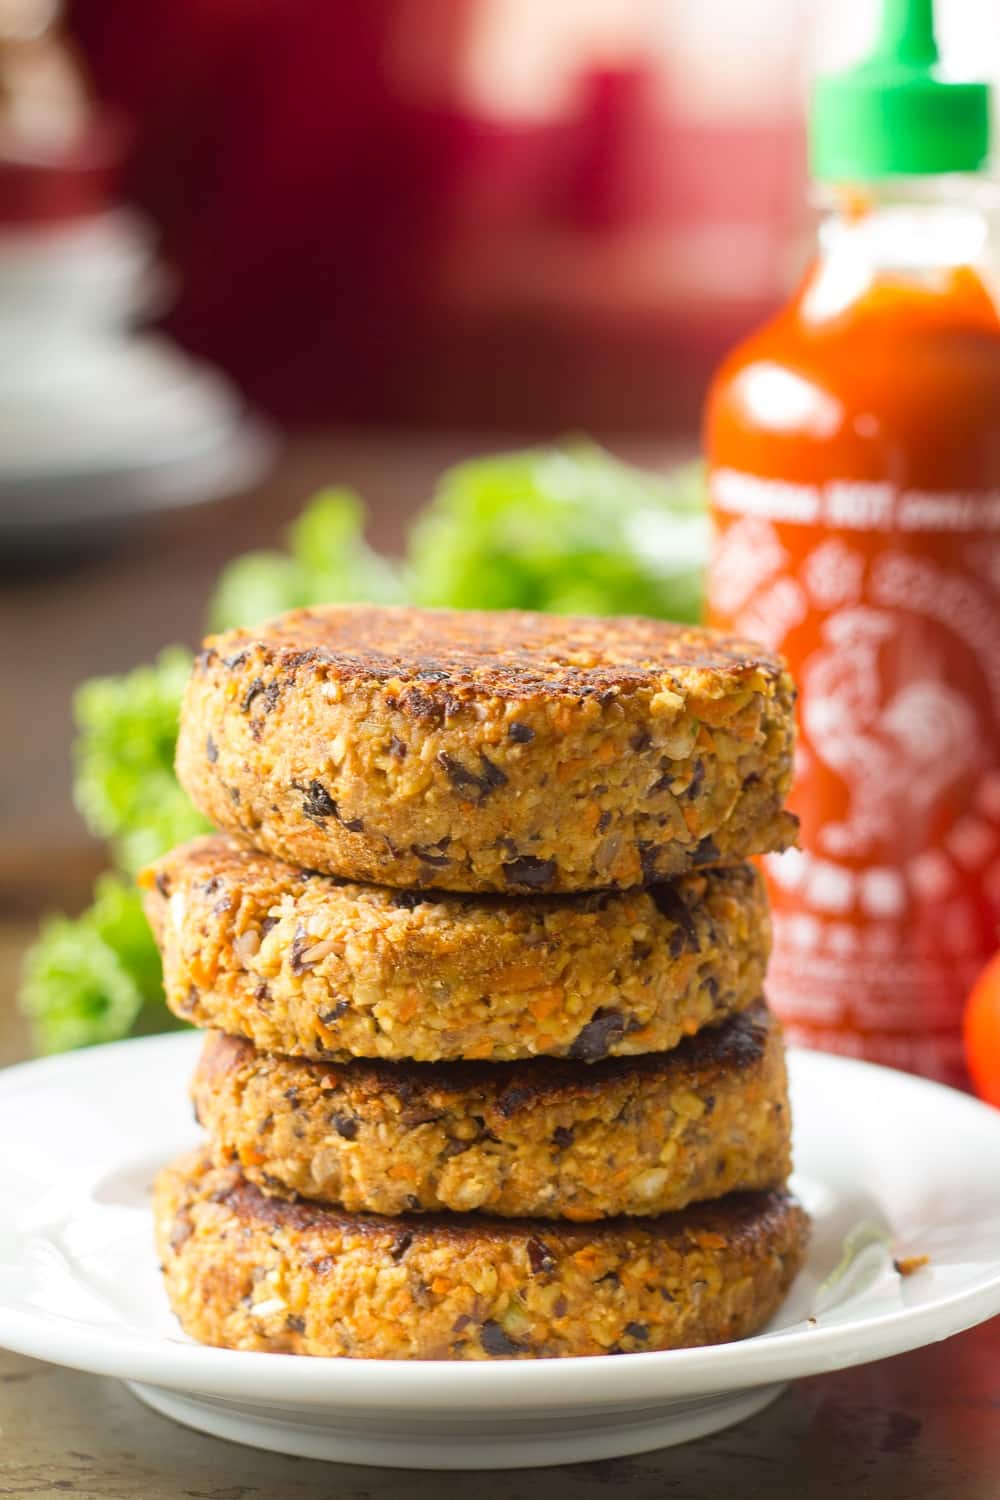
144;605;809;1360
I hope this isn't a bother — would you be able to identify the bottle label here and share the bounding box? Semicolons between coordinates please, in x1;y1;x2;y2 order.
709;469;1000;1087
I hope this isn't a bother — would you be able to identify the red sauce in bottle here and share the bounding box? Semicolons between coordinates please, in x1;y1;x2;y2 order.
706;186;1000;1086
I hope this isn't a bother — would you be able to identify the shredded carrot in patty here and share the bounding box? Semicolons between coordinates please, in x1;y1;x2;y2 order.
529;988;565;1022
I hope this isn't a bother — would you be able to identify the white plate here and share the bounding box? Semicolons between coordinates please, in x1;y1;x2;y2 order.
1;1034;999;1470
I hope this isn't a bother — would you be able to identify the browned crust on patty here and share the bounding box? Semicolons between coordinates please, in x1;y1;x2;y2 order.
141;837;770;1063
154;1151;809;1359
191;1004;791;1219
175;605;797;892
192;603;790;695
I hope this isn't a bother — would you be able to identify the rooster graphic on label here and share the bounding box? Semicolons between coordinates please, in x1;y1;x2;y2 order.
801;606;981;857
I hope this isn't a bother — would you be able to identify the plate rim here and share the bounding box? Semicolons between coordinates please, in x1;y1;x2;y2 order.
3;1033;1000;1409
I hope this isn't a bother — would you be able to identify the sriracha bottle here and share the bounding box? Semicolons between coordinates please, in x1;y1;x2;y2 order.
705;0;1000;1086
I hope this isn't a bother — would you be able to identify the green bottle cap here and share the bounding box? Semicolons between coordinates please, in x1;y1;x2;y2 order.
810;0;992;180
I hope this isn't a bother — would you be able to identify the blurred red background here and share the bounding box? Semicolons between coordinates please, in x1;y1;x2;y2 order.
63;0;805;432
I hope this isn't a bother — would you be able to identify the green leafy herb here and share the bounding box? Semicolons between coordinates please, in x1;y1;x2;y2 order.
21;645;205;1052
409;446;706;621
73;647;209;876
20;876;176;1054
210;488;405;632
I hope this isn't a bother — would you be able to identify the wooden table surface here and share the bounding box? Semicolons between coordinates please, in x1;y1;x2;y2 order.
1;432;998;1497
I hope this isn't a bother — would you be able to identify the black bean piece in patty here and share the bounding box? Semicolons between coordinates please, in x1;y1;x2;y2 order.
568;1008;626;1062
649;884;700;953
479;1320;522;1357
502;856;556;890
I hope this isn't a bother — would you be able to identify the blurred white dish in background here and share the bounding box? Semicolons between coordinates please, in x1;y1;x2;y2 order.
1;337;252;473
0;209;272;546
0;1033;999;1470
0;210;159;337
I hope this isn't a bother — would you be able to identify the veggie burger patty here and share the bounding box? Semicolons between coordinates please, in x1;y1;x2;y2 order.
155;1152;809;1360
191;1002;791;1220
175;605;797;893
141;835;770;1063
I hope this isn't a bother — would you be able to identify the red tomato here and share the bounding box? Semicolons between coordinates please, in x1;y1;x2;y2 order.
964;952;1000;1108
